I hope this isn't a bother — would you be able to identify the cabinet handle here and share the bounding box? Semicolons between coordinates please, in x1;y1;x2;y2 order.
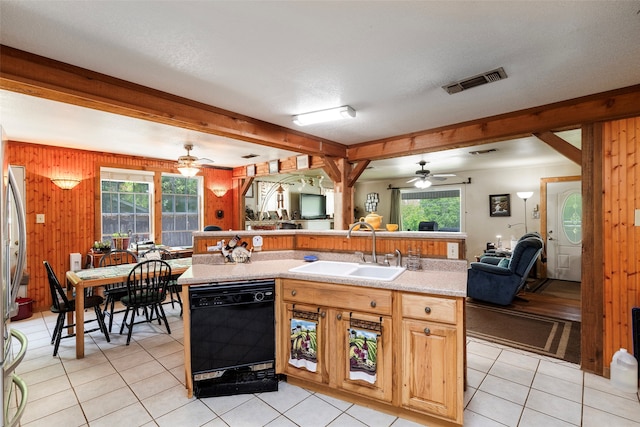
370;301;377;308
320;311;326;318
424;328;431;335
291;290;297;296
424;306;431;314
336;313;342;320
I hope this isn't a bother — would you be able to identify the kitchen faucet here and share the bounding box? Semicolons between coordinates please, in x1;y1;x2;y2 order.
347;221;377;264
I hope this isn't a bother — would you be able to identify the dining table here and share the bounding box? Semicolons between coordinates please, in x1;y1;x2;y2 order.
65;257;192;358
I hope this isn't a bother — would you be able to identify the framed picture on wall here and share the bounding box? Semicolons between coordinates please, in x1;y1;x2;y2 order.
489;194;511;217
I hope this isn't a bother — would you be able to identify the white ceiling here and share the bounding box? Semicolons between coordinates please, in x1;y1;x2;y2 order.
1;1;639;181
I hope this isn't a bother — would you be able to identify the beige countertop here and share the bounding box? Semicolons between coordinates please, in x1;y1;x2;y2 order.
193;229;467;240
178;256;468;297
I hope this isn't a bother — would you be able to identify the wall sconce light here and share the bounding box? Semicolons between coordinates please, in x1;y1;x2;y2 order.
212;188;228;198
292;105;356;126
51;178;80;190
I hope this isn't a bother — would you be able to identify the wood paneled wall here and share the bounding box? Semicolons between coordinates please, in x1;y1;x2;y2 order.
602;117;640;365
194;232;465;260
7;141;233;311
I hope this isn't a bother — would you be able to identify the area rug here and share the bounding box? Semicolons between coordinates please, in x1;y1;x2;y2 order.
466;302;581;364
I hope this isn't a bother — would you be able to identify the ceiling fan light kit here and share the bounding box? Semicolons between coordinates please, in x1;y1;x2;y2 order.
292;105;356;126
406;160;455;188
176;143;213;177
414;179;432;189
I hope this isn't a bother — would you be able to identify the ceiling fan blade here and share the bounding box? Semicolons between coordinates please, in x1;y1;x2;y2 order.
406;177;419;183
432;173;456;177
195;157;214;164
431;176;447;181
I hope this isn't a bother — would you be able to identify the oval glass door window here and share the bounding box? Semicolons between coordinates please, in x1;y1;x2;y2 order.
562;192;582;244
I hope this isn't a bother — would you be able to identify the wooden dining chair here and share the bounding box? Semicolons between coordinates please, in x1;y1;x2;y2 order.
44;260;110;356
139;248;182;315
99;249;138;332
120;259;172;345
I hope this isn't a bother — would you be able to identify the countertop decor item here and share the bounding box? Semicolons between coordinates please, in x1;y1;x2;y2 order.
360;212;383;230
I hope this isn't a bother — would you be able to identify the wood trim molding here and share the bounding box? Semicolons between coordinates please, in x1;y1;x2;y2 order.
0;45;347;159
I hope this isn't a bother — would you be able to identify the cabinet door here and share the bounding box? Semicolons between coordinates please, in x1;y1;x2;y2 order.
280;303;328;385
334;310;393;403
401;318;459;422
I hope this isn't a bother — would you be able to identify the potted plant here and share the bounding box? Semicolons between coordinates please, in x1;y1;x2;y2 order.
112;232;132;250
92;240;111;253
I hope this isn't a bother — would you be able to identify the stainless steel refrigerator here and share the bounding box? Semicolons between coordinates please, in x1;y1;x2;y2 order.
1;126;28;427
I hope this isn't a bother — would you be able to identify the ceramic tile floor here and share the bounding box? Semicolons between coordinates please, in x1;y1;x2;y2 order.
10;305;640;427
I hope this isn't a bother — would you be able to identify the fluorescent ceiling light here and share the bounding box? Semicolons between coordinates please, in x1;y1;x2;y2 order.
293;105;356;126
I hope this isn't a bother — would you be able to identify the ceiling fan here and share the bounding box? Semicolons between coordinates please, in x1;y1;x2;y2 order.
176;143;214;177
406;161;456;188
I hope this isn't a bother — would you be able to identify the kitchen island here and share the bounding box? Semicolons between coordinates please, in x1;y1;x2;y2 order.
179;255;467;426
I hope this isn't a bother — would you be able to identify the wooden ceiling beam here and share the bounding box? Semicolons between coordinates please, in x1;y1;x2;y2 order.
533;131;581;165
347;160;370;188
0;45;347;158
347;84;640;162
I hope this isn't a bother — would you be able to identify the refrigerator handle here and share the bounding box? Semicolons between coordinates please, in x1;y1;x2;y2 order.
7;167;26;306
4;329;28;376
6;374;28;427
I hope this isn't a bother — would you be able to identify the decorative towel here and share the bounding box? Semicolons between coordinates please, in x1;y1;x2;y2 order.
348;328;378;384
289;318;318;372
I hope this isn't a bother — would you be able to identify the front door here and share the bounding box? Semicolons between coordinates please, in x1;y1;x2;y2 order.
546;180;582;281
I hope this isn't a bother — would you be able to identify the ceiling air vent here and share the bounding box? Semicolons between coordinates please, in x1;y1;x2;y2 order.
241;153;259;159
442;67;507;95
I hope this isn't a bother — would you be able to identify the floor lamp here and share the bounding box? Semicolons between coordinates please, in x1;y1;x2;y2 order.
517;191;534;233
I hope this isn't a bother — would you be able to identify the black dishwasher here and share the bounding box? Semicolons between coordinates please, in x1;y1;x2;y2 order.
189;279;278;397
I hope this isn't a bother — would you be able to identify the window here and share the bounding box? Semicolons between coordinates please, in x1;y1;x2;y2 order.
100;169;153;243
161;175;202;246
561;192;582;244
100;168;203;247
400;189;462;232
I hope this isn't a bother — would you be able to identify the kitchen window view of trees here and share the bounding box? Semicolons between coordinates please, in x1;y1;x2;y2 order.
100;169;202;248
161;175;201;247
401;189;461;232
101;180;151;244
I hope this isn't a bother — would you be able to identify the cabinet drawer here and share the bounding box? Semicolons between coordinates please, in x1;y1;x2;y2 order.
401;294;457;324
282;279;392;315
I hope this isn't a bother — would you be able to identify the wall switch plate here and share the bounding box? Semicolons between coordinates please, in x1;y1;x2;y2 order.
36;213;45;223
447;242;459;259
635;209;640;226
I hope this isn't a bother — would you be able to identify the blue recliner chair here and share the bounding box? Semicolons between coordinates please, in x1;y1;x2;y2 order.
467;235;544;306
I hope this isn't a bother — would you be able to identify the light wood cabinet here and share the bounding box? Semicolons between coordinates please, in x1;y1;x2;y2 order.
278;279;394;403
277;279;464;426
401;293;463;424
334;310;393;402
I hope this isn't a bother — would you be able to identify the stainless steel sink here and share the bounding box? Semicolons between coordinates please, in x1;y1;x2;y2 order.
289;260;406;281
